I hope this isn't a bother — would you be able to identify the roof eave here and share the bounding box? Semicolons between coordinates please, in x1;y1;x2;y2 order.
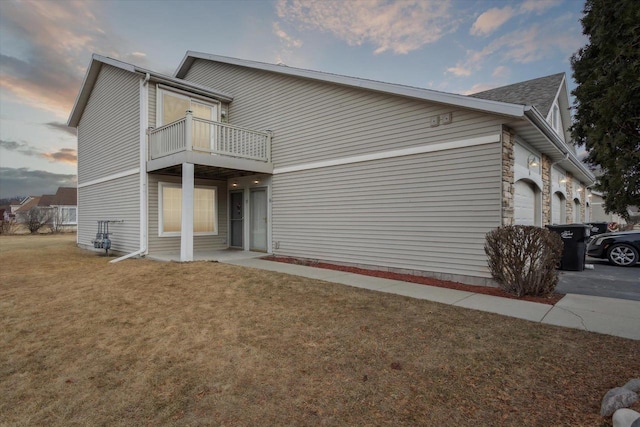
524;106;595;185
176;51;526;118
68;54;234;128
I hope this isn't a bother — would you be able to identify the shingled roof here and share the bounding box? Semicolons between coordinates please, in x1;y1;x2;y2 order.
51;187;77;206
15;197;41;213
469;73;565;117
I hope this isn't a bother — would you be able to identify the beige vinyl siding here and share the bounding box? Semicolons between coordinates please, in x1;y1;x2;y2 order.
183;60;504;169
148;82;156;128
147;174;228;254
77;64;140;184
272;143;502;279
78;174;140;254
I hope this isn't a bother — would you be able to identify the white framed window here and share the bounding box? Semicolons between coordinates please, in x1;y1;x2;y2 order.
158;182;218;237
551;103;561;134
60;207;77;224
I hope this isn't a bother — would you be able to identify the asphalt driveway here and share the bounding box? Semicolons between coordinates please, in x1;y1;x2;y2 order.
556;257;640;301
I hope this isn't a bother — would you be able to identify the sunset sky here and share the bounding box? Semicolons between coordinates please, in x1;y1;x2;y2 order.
0;0;587;198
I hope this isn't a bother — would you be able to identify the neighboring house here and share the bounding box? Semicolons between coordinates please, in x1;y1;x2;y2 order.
47;187;78;230
14;187;77;231
590;191;637;229
590;191;624;224
14;196;42;222
67;52;595;286
3;197;33;221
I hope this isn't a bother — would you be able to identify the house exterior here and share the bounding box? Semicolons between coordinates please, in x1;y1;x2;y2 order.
67;52;595;286
45;187;78;231
2;197;33;222
13;187;78;231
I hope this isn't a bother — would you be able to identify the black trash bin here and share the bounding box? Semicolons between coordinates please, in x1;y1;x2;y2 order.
586;222;608;236
546;224;591;271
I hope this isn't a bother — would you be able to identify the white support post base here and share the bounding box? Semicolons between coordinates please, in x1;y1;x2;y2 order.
180;162;194;262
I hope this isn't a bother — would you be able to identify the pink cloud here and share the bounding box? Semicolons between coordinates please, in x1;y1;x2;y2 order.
0;0;148;118
453;17;584;75
276;0;457;55
520;0;561;14
446;66;472;77
0;139;77;164
470;6;516;36
492;66;510;78
461;83;500;95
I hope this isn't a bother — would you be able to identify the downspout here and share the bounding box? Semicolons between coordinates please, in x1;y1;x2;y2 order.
111;72;151;263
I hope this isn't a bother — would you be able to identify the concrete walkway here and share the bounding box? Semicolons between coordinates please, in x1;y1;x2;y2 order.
223;258;640;341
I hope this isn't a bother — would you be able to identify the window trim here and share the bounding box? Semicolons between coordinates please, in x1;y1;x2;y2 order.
551;103;561;134
158;182;218;237
59;206;78;225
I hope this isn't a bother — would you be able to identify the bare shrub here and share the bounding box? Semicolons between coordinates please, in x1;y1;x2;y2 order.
23;207;52;234
0;219;16;235
485;225;563;297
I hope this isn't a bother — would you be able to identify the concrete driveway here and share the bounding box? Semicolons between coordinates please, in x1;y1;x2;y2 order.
556;257;640;301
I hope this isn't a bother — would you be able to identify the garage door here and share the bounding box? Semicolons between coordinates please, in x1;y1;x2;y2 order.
552;192;564;224
515;180;536;225
574;200;581;222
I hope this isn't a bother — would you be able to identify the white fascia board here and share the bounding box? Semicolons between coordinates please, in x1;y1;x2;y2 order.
149;75;233;103
95;54;233;100
68;54;233;127
176;51;526;118
524;107;595;185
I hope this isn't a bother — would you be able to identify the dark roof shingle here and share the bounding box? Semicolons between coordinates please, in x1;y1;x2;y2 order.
52;187;77;205
469;73;565;117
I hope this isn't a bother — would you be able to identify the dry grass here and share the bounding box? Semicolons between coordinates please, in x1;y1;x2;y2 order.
1;234;638;426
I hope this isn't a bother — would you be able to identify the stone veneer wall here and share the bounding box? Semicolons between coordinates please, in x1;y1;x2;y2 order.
501;126;515;225
541;154;551;225
565;172;574;223
579;185;586;221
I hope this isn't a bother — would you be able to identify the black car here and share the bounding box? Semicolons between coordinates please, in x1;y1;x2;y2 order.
587;230;640;267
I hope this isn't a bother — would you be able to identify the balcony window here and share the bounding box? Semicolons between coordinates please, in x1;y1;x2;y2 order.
158;89;218;125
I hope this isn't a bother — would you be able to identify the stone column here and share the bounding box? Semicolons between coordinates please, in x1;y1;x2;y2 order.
565;173;574;223
579;185;586;222
541;154;551;225
501;126;515;226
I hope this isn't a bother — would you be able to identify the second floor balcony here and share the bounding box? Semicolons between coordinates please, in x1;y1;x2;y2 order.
147;111;273;174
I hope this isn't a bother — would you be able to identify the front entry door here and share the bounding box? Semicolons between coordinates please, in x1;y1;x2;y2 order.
229;190;243;248
250;188;268;252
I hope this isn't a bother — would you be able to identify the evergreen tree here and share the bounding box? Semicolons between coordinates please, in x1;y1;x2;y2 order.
570;0;640;220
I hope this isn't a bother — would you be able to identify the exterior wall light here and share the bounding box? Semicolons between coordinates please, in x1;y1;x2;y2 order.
231;182;238;187
253;179;260;184
527;155;539;168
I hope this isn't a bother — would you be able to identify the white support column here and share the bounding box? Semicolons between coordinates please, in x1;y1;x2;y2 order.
185;110;193;152
180;162;194;262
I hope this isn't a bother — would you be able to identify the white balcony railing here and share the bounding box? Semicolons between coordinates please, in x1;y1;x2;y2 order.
149;111;271;162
